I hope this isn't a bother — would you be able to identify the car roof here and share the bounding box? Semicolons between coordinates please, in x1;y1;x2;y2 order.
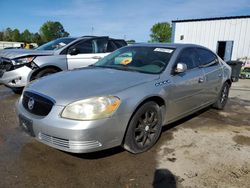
68;36;126;42
78;36;124;40
131;43;206;49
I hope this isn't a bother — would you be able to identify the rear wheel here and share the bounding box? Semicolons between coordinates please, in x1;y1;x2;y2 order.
213;82;230;110
123;101;162;154
36;68;58;79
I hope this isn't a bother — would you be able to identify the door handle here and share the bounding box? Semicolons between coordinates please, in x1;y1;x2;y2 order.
198;78;204;83
92;56;102;59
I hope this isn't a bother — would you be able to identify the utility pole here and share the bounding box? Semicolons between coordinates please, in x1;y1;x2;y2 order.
91;26;94;35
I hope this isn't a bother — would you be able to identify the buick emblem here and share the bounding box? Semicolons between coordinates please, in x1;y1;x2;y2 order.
28;97;35;110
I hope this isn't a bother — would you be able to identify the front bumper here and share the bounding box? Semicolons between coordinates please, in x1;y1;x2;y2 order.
0;66;32;87
17;99;130;153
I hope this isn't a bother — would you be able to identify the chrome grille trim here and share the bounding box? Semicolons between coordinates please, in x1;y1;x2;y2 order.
38;132;102;150
69;140;102;149
39;133;69;148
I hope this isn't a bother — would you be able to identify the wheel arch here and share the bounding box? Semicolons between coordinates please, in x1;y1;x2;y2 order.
122;95;166;144
30;66;62;81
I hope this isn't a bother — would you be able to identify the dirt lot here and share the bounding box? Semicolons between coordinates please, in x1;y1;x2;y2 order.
0;80;249;188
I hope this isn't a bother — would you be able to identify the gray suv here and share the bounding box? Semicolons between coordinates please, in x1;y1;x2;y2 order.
0;36;127;93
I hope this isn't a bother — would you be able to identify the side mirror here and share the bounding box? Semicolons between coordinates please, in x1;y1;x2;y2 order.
175;63;187;73
68;47;79;55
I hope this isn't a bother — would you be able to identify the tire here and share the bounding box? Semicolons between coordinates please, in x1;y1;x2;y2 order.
123;101;163;154
10;87;23;94
36;68;58;79
213;82;230;110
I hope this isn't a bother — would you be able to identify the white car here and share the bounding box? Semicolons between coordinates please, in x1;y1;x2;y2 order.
0;36;127;93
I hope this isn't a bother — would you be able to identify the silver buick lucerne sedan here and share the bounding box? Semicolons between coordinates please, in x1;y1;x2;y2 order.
17;43;232;154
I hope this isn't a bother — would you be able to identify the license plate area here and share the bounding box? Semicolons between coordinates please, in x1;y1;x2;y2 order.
19;114;35;137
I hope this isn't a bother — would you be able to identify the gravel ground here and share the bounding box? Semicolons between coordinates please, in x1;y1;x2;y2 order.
0;79;249;188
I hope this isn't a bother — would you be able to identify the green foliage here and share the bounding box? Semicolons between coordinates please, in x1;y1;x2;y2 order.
11;29;21;42
3;28;13;41
31;33;43;45
0;21;69;45
126;39;136;44
20;29;32;43
0;32;3;41
149;22;172;43
39;21;69;43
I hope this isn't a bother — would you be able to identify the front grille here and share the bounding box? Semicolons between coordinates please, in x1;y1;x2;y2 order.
22;91;55;116
39;133;69;148
0;57;13;71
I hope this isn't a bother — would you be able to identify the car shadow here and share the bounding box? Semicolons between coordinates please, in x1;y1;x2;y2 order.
161;106;211;132
68;146;125;160
153;169;177;188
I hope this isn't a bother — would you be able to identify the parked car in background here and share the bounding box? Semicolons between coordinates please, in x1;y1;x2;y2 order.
239;67;250;79
17;43;232;154
0;36;127;93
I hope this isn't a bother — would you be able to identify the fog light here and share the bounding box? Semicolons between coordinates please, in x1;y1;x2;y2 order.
10;77;22;85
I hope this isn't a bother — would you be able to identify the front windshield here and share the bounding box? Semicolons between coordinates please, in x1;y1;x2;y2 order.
36;38;76;51
94;46;175;74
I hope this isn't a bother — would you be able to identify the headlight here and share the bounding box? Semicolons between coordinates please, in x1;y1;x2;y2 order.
61;96;121;121
13;57;35;65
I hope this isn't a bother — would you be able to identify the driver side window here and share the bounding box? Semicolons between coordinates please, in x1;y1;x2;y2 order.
177;48;199;70
69;40;94;54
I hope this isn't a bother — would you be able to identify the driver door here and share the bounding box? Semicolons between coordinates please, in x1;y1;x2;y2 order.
67;37;109;70
167;47;206;120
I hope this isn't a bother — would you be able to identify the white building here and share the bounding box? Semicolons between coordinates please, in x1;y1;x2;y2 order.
171;15;250;63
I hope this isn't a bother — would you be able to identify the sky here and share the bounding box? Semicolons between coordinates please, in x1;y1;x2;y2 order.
0;0;250;42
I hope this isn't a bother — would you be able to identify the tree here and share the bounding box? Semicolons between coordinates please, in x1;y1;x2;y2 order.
11;29;21;42
3;28;13;41
31;32;42;45
0;31;3;41
21;29;32;43
149;22;172;43
126;39;136;44
39;21;69;43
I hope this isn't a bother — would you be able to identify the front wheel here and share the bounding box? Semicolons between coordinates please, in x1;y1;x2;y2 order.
123;101;163;154
213;82;230;110
36;68;58;79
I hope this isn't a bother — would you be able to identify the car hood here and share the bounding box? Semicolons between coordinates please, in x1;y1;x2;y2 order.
26;67;159;106
0;49;54;59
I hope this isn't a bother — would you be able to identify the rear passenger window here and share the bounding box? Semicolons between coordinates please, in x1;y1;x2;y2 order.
93;38;108;53
196;48;218;66
177;48;199;70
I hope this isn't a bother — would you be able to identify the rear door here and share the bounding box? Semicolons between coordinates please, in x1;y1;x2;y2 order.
196;48;223;103
67;37;109;70
167;47;206;120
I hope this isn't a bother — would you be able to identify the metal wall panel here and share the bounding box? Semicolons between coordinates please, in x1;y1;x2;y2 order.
172;18;250;60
